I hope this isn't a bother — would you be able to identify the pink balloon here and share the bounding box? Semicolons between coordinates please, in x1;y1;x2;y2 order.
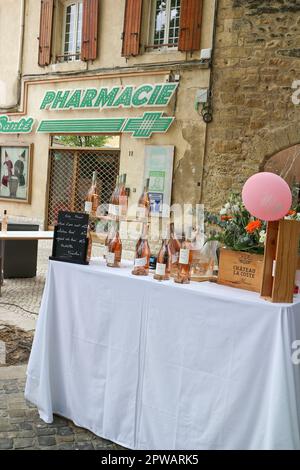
242;172;292;221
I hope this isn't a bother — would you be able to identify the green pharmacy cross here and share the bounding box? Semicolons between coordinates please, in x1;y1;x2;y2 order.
37;112;174;138
123;113;174;138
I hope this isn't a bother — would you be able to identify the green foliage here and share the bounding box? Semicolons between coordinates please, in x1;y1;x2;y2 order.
55;135;109;148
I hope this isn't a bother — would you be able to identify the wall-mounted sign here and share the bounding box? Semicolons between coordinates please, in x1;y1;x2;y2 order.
144;146;174;216
39;83;178;111
1;83;177;139
0;115;35;134
37;112;174;139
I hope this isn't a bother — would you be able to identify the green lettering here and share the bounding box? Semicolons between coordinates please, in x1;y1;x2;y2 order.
80;88;98;108
113;86;133;108
155;84;177;106
94;87;120;108
132;85;153;107
51;90;71;109
40;91;56;109
65;90;82;109
148;85;162;105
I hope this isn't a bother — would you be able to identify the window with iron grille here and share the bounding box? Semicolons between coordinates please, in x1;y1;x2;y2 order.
47;148;120;228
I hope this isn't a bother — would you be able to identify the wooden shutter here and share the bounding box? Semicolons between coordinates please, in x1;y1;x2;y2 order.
122;0;143;57
178;0;203;52
81;0;99;61
38;0;54;66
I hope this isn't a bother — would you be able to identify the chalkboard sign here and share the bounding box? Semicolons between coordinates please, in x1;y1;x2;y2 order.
50;211;89;265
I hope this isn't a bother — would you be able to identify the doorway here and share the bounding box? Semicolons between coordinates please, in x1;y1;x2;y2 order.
47;147;120;228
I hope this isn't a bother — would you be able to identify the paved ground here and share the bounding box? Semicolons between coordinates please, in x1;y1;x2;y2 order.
0;241;124;450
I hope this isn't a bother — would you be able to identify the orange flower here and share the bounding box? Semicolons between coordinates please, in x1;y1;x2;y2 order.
245;220;262;233
221;215;232;221
287;210;296;216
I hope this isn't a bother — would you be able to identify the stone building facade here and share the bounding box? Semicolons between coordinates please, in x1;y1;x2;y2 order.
202;0;300;210
1;0;299;229
0;0;215;229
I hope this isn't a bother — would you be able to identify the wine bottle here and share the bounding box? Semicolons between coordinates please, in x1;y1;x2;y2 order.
154;239;171;281
86;223;93;263
103;221;115;259
169;223;181;277
119;174;128;218
132;223;151;276
109;176;122;217
136;178;150;220
106;221;122;268
174;232;192;284
1;210;8;232
85;171;99;216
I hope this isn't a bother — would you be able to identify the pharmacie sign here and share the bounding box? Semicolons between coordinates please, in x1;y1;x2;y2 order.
39;83;178;110
0;83;177;139
37;82;177;138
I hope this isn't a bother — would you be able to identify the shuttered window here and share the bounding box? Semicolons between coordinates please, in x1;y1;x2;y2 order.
122;0;143;57
81;0;99;61
178;0;203;52
38;0;54;66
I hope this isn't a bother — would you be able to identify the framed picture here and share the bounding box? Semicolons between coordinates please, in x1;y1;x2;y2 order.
0;144;33;203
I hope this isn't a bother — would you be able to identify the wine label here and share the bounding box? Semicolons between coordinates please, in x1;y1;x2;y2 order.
84;201;92;213
108;204;120;216
134;257;146;267
179;249;190;265
107;252;115;264
172;253;179;264
156;263;166;276
136;207;147;219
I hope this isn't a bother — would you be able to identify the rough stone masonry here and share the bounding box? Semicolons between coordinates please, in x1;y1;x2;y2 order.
202;0;300;210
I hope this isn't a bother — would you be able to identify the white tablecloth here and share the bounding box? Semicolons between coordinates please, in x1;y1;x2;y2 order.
25;259;300;450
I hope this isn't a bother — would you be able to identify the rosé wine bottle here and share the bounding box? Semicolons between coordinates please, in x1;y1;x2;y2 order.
132;223;151;276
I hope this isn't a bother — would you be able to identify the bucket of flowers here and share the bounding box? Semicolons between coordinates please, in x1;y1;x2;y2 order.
205;191;300;292
205;193;267;292
206;194;300;292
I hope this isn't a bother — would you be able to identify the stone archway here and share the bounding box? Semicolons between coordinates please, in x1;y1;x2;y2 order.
263;143;300;187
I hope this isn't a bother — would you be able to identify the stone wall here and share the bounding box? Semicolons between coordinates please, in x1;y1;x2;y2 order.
202;0;300;211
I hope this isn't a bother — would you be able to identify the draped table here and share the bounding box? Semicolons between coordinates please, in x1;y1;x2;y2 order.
25;259;300;450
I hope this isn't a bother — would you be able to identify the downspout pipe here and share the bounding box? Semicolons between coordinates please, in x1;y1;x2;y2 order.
0;0;25;112
199;0;219;205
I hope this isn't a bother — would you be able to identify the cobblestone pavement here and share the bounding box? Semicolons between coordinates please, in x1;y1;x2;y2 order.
0;368;122;450
0;241;125;450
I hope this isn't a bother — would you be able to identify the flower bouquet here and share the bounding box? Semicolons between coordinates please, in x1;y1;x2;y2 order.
206;193;266;254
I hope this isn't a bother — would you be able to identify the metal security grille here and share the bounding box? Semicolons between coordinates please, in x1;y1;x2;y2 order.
47;148;120;227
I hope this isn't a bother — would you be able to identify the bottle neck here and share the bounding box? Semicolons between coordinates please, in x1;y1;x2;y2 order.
141;223;148;240
144;178;150;193
92;171;97;186
114;220;120;233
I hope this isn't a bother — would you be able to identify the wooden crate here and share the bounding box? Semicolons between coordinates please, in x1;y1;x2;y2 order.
217;248;264;293
260;219;300;303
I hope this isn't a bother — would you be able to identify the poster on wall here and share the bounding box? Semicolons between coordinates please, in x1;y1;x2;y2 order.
0;145;33;203
144;146;174;217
